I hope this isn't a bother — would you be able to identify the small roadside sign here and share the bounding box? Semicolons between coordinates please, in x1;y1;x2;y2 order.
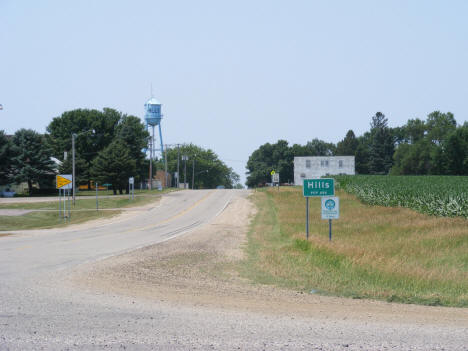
129;177;134;185
56;174;72;189
272;173;279;183
270;170;276;175
303;178;334;197
321;197;339;219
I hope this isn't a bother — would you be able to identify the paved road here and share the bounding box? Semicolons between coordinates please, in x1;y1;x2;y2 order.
1;189;467;350
0;190;232;278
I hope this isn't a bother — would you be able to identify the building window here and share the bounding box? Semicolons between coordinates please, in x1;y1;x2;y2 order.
306;160;311;168
339;160;343;168
300;173;306;178
321;160;329;167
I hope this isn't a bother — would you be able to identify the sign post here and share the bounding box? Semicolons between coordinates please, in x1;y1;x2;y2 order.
56;174;72;220
271;170;280;190
303;178;336;240
129;177;134;200
306;197;309;240
321;197;339;241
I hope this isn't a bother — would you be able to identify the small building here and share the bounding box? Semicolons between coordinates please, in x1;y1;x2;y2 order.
294;156;355;185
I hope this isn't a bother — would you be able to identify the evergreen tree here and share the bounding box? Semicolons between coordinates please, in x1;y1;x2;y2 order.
355;133;371;174
90;140;136;194
336;130;358;155
368;112;394;174
0;131;13;185
115;115;149;184
10;129;56;194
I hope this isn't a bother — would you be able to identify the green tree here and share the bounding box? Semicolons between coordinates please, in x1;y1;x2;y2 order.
443;124;468;175
10;129;56;194
246;140;293;187
336;130;358;156
355;133;371;174
368;112;394;174
426;111;457;145
46;108;121;188
115;115;149;183
391;140;434;175
90;140;136;194
158;144;235;189
0;131;13;185
304;138;336;156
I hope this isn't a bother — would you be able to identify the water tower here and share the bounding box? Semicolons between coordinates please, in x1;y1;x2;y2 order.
145;97;165;189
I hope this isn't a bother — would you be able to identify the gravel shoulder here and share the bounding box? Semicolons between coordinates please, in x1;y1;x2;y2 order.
69;193;468;327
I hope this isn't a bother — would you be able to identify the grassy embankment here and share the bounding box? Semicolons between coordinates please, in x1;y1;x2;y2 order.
0;189;176;231
242;187;468;307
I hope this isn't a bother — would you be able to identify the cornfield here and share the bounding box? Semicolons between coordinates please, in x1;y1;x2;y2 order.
335;175;468;219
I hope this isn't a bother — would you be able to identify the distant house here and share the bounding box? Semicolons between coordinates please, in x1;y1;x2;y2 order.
294;156;355;185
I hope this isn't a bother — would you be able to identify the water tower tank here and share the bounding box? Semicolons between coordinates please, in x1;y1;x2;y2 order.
144;97;162;126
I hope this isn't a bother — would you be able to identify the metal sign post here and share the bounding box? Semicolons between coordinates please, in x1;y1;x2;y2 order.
96;182;98;211
303;178;336;240
129;177;134;200
56;174;73;220
271;171;280;191
306;197;309;240
321;197;340;241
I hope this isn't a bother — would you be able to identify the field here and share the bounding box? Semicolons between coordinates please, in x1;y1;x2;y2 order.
335;175;468;218
242;186;468;307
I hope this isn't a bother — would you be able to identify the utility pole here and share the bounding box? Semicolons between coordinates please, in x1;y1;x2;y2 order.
177;144;180;188
72;133;76;205
148;133;153;190
164;144;168;187
192;157;195;190
182;155;188;189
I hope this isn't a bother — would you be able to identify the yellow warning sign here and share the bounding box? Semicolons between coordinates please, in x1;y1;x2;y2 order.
56;174;72;189
271;170;276;175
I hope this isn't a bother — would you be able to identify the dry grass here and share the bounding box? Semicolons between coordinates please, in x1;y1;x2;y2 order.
242;187;468;306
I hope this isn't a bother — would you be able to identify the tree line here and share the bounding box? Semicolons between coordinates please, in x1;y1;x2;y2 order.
246;111;468;187
0;108;239;195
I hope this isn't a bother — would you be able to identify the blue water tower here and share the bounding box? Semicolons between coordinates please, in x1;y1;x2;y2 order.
144;97;162;127
145;97;165;189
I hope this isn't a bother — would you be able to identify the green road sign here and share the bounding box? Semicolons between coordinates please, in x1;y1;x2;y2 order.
303;178;335;197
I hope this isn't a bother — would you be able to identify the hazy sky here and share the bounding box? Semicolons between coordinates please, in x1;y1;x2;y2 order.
1;1;468;183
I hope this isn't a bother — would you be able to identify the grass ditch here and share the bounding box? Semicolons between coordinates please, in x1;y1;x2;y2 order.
0;190;173;231
241;187;468;307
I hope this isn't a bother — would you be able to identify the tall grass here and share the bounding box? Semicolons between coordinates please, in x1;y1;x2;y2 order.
242;187;468;307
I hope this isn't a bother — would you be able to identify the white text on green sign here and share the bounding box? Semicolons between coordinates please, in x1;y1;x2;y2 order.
303;178;334;197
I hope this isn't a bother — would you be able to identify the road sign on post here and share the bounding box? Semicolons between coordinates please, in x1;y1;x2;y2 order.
56;174;72;189
321;197;339;219
56;174;72;220
303;178;334;197
272;173;279;183
321;196;339;241
303;178;336;241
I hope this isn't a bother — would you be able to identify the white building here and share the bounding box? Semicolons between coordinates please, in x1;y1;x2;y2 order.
294;156;355;185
